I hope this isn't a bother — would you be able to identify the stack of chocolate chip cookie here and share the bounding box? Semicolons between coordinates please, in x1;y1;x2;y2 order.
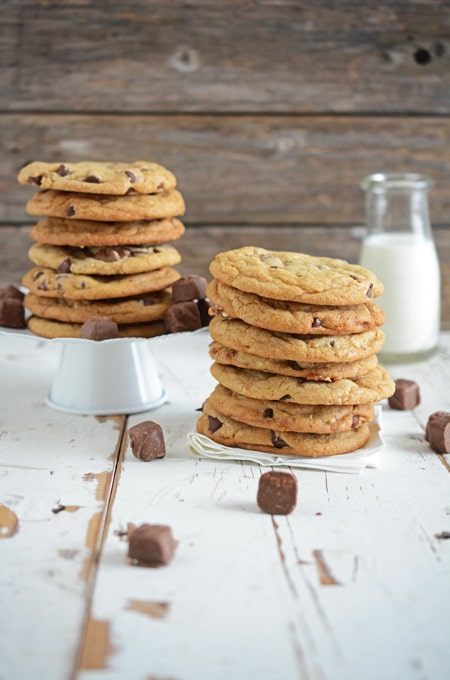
18;161;187;338
197;246;395;458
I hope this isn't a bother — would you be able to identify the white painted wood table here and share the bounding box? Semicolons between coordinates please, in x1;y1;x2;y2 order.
1;329;449;680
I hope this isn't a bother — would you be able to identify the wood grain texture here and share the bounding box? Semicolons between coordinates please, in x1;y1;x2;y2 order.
2;114;450;224
2;225;450;327
2;0;450;113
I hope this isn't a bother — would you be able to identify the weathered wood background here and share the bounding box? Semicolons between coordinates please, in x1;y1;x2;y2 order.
1;0;449;325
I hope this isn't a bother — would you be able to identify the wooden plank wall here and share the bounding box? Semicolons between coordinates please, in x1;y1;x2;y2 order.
1;0;449;324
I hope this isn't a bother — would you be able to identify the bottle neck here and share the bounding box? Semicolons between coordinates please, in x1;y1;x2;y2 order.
362;173;434;239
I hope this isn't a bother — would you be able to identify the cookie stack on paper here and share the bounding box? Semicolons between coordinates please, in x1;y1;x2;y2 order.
197;246;395;457
18;161;186;338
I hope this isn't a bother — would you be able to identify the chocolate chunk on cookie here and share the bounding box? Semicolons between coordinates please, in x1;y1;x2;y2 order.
257;471;298;515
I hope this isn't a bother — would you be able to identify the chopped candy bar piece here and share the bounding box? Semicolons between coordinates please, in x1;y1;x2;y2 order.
388;379;421;410
426;411;450;453
257;470;297;515
128;421;166;461
128;524;177;566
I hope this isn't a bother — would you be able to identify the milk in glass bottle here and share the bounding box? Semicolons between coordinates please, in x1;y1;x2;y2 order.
358;173;441;363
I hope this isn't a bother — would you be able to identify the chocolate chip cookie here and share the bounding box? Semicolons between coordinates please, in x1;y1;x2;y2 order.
28;242;181;276
207;279;385;335
197;402;372;457
27;188;185;221
18;161;176;195
210;362;395;405
24;290;173;324
209;246;383;305
23;266;180;300
27;315;167;339
209;316;385;363
207;384;375;433
209;341;379;381
30;217;185;247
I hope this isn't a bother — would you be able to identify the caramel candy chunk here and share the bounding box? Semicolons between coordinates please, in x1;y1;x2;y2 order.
0;296;26;328
425;411;450;453
172;274;207;301
128;421;166;461
128;524;177;566
257;470;297;515
79;316;118;340
164;301;201;333
388;379;421;410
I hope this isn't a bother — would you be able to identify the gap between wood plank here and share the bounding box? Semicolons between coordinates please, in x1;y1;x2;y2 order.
71;415;129;677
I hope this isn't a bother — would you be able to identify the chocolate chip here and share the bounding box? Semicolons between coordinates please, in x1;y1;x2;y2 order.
366;283;373;298
279;394;291;401
128;524;177;566
312;317;322;327
257;471;297;515
270;431;288;448
164;301;201;333
128;421;166;461
388;379;421;410
329;340;335;347
84;175;102;183
0;298;26;328
352;415;359;428
172;275;208;302
27;175;42;186
142;295;155;306
80;317;118;340
37;279;49;291
287;361;303;371
263;408;274;419
33;270;43;281
125;170;137;183
66;206;76;217
56;164;72;177
208;415;222;433
57;257;72;273
425;411;450;453
94;246;130;261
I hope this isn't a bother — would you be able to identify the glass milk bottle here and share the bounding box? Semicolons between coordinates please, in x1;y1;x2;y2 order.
358;172;441;363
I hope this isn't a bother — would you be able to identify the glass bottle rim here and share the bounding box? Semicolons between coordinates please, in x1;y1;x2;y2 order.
361;172;434;191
